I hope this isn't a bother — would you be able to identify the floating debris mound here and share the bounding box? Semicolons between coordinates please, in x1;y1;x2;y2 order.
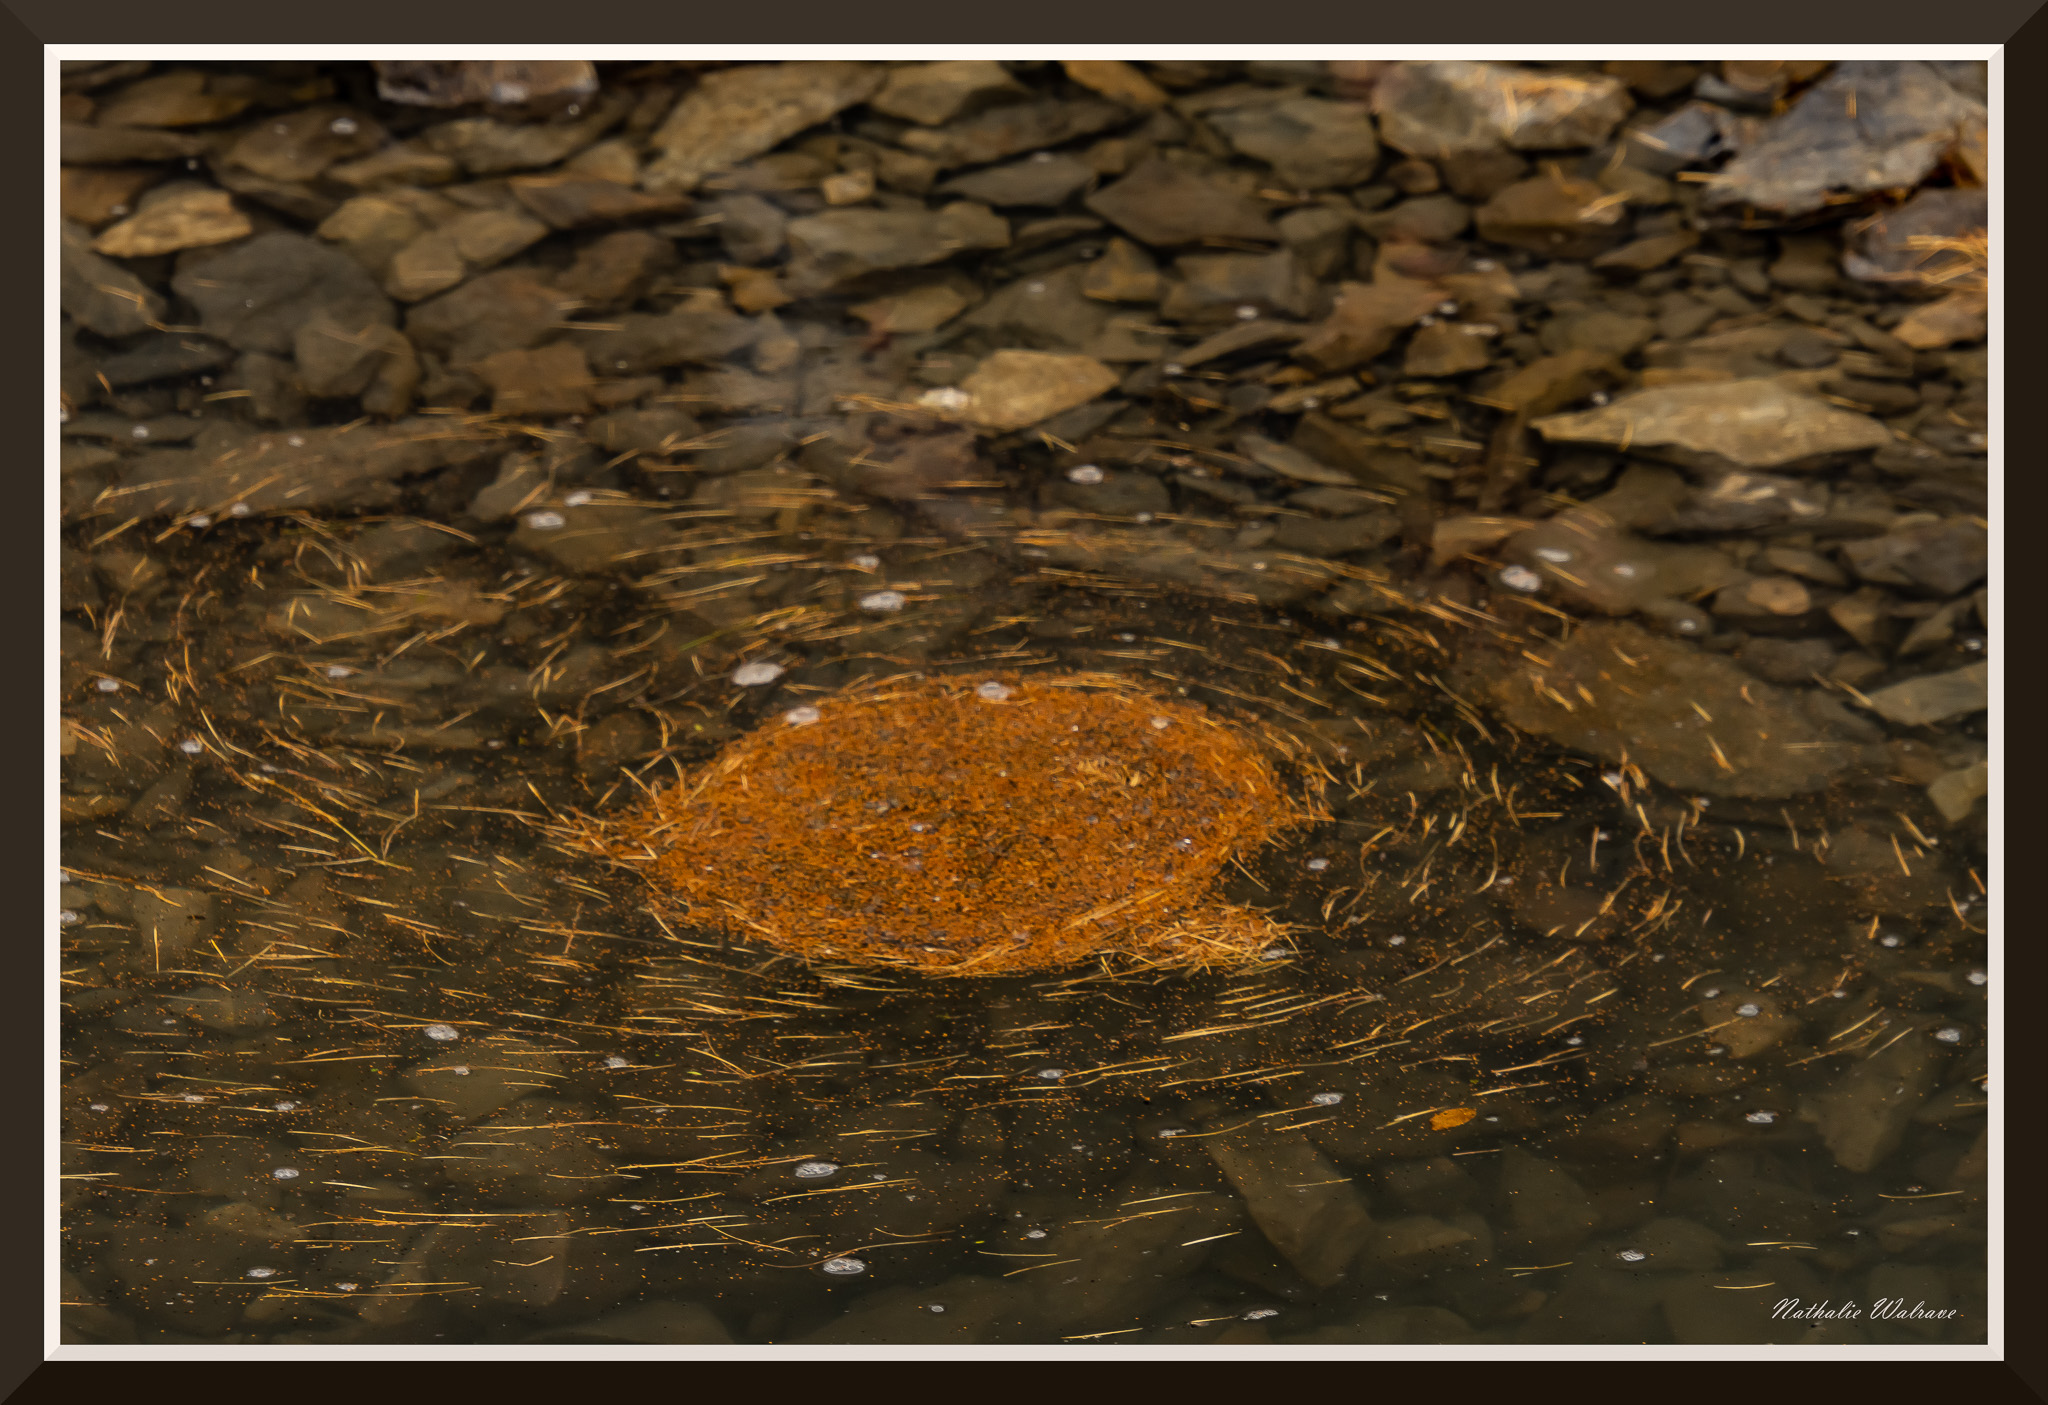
598;672;1326;975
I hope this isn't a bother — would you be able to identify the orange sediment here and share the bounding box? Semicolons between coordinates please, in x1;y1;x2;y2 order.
604;672;1323;975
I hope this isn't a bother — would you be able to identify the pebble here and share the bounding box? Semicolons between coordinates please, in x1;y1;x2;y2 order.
731;662;785;687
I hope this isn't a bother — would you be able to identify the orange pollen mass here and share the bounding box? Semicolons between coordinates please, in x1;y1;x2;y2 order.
624;673;1316;975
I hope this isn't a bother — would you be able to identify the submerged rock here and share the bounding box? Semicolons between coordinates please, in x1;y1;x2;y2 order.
1085;156;1277;247
1501;505;1741;618
60;220;167;336
1842;186;1987;284
94;419;502;519
642;61;884;194
946;349;1119;432
940;153;1095;208
783;203;1010;295
92;186;250;257
1533;380;1891;472
1460;620;1857;797
1294;279;1445;374
173;231;396;355
869;60;1026;126
1706;62;1984;217
1863;663;1988;726
1374;61;1632;157
1797;1032;1941;1173
1475;172;1628;259
374;60;597;108
899;97;1128;170
1206;1132;1374;1287
1207;95;1382;189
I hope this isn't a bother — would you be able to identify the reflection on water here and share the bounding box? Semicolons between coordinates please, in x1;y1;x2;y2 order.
60;527;1986;1346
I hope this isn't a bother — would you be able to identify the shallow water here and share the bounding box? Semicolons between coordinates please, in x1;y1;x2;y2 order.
58;56;1989;1349
59;526;1988;1346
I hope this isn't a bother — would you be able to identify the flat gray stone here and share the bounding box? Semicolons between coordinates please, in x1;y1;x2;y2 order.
1706;62;1984;217
172;231;396;356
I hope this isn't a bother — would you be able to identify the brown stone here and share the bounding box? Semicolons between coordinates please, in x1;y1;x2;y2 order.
1893;292;1987;351
1533;380;1891;472
1061;60;1170;109
1084;156;1277;247
1474;173;1628;259
475;343;596;418
60;166;162;228
1294;280;1446;374
1403;321;1493;377
384;231;468;303
870;60;1026;125
509;173;690;229
223;106;384;183
1081;237;1162;303
643;61;884;194
92;186;251;257
948;350;1119;432
374;60;597;108
95;69;257;128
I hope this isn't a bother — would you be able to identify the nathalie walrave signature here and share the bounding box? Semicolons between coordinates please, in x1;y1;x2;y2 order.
1771;1299;1961;1321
